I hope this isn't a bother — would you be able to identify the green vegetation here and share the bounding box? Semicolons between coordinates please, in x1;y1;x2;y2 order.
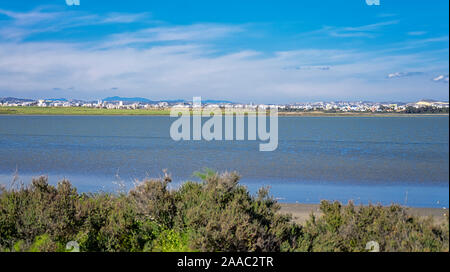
279;107;449;115
0;171;448;252
404;106;449;114
0;106;170;115
1;106;448;116
0;106;261;116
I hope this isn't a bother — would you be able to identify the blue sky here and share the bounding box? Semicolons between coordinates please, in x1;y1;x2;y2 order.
0;0;448;103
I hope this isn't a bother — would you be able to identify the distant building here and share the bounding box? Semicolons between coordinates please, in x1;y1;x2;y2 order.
37;100;46;107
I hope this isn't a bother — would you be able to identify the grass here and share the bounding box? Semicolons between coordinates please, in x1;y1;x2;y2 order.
1;106;448;116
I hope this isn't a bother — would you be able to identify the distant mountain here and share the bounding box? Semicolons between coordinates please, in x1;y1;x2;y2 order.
0;96;237;105
419;99;439;103
103;96;155;103
0;97;35;103
158;99;235;104
45;98;68;102
102;96;235;104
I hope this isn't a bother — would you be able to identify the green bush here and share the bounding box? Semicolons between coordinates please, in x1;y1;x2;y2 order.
296;200;449;252
0;177;81;250
0;172;448;252
150;228;193;252
173;172;300;251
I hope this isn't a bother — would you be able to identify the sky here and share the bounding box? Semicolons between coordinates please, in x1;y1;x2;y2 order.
0;0;448;103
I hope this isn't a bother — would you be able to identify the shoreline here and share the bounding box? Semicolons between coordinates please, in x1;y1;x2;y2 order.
280;203;449;225
2;172;448;209
0;107;448;117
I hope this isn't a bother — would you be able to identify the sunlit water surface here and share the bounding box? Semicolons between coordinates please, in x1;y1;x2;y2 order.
0;115;448;207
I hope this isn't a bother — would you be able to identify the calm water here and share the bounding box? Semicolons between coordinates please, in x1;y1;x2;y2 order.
0;115;448;207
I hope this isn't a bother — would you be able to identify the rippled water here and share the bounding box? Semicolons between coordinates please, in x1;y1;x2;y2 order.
0;115;448;207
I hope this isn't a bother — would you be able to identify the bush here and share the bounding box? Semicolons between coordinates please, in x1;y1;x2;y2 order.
150;229;193;252
173;171;300;251
0;177;81;250
296;200;449;252
0;173;448;252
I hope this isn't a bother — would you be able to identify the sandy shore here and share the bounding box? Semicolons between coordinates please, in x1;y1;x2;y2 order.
280;203;449;225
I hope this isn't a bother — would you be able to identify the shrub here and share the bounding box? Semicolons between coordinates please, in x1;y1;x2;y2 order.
0;172;448;252
0;177;81;250
297;200;449;252
128;172;176;229
150;228;193;252
174;171;302;252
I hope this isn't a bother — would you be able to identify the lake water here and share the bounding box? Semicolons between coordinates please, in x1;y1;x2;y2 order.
0;115;448;207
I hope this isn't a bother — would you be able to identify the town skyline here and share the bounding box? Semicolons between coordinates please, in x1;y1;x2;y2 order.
2;95;449;114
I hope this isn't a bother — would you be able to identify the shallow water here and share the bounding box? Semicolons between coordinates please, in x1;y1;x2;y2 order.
0;115;448;207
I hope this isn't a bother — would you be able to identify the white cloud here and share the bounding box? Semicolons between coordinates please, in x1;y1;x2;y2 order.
0;38;447;103
0;9;447;103
387;72;423;78
323;20;399;38
0;8;61;25
0;7;152;41
283;65;331;71
101;24;243;48
433;75;449;83
101;12;150;24
408;31;427;36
